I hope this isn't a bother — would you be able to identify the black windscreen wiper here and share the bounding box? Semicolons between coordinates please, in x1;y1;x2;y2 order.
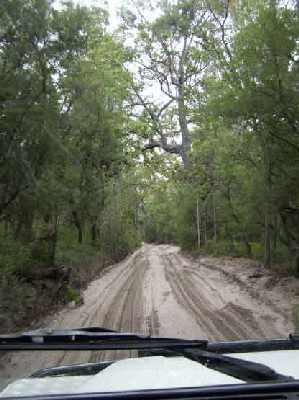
141;347;294;383
0;327;207;351
0;327;296;383
207;334;299;353
2;327;298;352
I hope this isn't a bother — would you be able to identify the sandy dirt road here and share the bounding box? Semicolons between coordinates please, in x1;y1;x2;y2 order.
0;244;296;385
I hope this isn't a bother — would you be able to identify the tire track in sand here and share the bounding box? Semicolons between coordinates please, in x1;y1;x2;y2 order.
163;250;286;340
163;254;242;340
0;243;294;387
167;252;267;339
0;248;148;381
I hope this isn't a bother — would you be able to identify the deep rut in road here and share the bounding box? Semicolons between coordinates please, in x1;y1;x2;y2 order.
0;244;296;385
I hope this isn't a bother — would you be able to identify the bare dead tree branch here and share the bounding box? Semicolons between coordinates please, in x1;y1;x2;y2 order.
143;138;181;155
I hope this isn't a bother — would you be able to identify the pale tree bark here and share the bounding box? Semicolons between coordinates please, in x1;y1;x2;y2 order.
279;207;299;276
177;88;191;167
196;198;201;249
91;223;97;241
213;193;217;243
264;214;272;267
72;211;83;244
203;207;207;245
177;35;191;167
263;137;273;268
226;184;252;257
128;2;212;168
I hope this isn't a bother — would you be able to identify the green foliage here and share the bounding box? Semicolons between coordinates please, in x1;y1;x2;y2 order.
99;176;142;260
55;228;99;265
66;286;82;305
0;273;36;332
1;0;299;332
203;241;242;257
292;304;299;334
0;236;32;275
251;242;264;260
139;0;299;274
143;180;177;244
0;0;142;331
0;0;139;262
175;188;198;250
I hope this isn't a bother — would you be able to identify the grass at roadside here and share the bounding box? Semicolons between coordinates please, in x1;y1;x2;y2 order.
0;244;109;334
0;232;130;334
292;304;299;333
188;240;296;277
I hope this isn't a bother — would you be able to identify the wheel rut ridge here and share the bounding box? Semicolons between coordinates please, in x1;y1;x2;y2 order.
183;272;265;339
200;261;289;322
82;250;144;328
115;255;147;360
144;257;160;337
164;253;258;340
174;253;284;338
101;252;144;329
90;250;148;362
163;254;223;340
57;250;146;365
118;256;147;332
171;254;266;339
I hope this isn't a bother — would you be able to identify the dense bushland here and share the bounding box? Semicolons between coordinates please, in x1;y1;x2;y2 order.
0;0;141;331
127;0;299;274
1;0;299;331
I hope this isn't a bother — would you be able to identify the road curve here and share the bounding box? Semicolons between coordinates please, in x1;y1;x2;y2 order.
0;244;294;385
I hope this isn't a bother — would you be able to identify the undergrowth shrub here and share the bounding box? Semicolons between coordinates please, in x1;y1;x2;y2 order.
0;237;32;275
203;240;247;257
0;273;36;332
0;220;139;333
251;242;264;259
66;286;82;305
292;304;299;333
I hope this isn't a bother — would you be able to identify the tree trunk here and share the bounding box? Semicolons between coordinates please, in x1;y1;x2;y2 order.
178;97;191;168
15;220;23;239
264;214;272;268
72;211;83;244
78;226;83;244
4;220;9;238
263;137;273;268
15;212;34;241
196;198;201;249
272;215;279;252
213;193;217;243
226;185;251;257
279;209;299;276
244;237;252;257
177;50;191;168
48;216;58;266
294;250;299;278
203;208;207;244
91;223;97;241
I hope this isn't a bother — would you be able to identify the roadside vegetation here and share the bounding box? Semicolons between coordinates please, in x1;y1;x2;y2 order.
293;304;299;333
0;0;298;331
0;0;141;331
132;0;299;275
